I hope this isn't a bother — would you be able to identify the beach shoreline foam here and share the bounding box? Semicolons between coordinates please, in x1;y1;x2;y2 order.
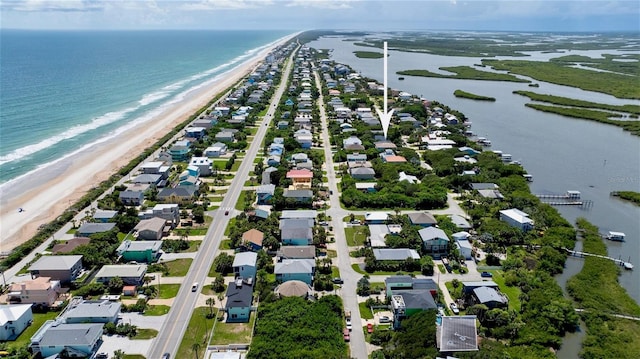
0;33;296;253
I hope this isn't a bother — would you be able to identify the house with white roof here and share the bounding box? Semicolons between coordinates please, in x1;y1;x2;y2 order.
189;156;213;176
499;208;534;231
0;304;33;341
233;252;258;279
418;227;450;259
205;142;228;157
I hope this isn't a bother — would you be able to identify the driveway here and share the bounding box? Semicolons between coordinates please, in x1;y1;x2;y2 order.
95;313;167;358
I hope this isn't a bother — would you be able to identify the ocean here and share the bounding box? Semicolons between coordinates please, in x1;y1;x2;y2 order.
0;29;291;185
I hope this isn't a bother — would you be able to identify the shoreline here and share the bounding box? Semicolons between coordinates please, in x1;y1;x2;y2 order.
0;33;296;253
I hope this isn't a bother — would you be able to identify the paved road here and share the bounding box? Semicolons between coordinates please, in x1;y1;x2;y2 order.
313;68;367;359
148;49;297;359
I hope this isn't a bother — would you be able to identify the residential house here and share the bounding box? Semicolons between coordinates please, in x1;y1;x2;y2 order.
119;189;145;206
384;276;439;328
116;240;162;263
418;227;450;258
407;212;437;227
157;186;198;204
277;120;289;130
95;265;147;286
349;167;375;180
275;259;314;285
51;237;91;254
169;140;191;161
7;277;62;307
189;157;213;176
62;299;121;324
461;281;499;295
131;174;162;188
134;217;167;240
471;287;508;309
225;278;254;323
368;224;390;247
92;210;118;223
355;183;377;193
294;129;313;148
279;210;317;220
215;130;235;143
138;203;180;227
365;212;389;224
373;248;420;262
30;321;103;358
346;153;367;162
343;136;364;151
242;229;264;252
262;166;278;185
281;226;313;246
382;155;407;164
449;214;472;230
76;223;116;237
283;189;313;203
205;142;228;157
374;140;397;152
453;232;473;260
29;255;83;284
277;245;315;261
233;252;258;279
398;171;420;184
256;184;275;205
0;304;33;341
185;126;206;139
286;169;313;190
290;153;309;163
499;208;534;232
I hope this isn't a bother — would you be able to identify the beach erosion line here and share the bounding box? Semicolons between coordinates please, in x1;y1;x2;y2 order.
0;32;298;253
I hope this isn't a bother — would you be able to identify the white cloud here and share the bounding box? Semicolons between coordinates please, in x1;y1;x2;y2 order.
179;0;273;11
1;0;104;12
285;0;356;10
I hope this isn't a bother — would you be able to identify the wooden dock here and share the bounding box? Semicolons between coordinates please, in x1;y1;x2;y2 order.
563;247;633;270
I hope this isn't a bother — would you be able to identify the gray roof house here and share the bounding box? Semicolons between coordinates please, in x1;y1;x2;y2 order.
95;264;147;286
119;190;144;206
407;212;437;227
62;299;121;324
233;252;258;279
418;227;450;259
134;217;167;240
472;286;508;309
30;321;103;358
373;248;420;261
283;189;313;202
76;223;116;237
29;255;83;284
349;167;375;180
277;245;316;260
281;227;313;246
225;278;254;323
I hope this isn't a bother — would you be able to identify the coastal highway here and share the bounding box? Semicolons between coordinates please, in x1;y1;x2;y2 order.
148;49;296;359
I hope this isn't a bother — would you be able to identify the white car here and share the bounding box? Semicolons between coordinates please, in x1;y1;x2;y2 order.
191;282;199;292
345;318;352;331
449;302;459;314
379;315;392;323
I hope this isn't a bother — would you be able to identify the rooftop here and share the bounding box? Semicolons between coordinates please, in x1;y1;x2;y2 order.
29;255;83;271
438;316;478;352
373;248;420;261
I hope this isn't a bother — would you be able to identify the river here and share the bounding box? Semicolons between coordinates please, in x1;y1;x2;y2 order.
308;34;640;357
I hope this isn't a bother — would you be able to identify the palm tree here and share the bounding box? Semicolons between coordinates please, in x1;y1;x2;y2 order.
192;343;201;359
206;297;216;318
113;350;125;359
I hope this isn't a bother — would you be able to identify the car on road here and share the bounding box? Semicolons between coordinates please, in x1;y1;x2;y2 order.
449;302;459;314
346;318;352;331
191;282;199;292
224;210;229;215
96;353;108;359
481;271;493;278
162;353;171;359
332;277;344;284
379;315;392;323
343;328;350;342
367;322;373;333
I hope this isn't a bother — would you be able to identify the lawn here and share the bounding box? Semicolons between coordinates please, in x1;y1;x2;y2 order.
235;190;249;210
157;284;181;299
8;311;58;350
331;266;340;279
370;282;385;294
164;258;193;276
344;226;367;246
210;312;256;345
177;307;216;359
123;355;146;359
326;249;337;258
144;305;170;316
231;160;242;172
219;239;232;250
132;328;158;340
445;281;463;300
359;301;374;319
224;217;236;235
491;270;522;312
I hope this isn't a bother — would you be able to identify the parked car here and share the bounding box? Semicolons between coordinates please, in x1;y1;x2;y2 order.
379;315;392;323
343;328;350;342
367;322;373;333
332;277;344;284
481;271;493;278
449;302;459;314
346;318;352;331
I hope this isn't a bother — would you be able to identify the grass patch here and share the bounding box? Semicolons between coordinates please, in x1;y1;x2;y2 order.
163;258;193;276
176;307;216;359
354;51;384;59
123;355;146;359
514;90;640;114
224;217;236;236
612;191;640;206
370;282;385;294
437;264;446;273
144;305;171;316
210;312;256;345
351;263;365;274
397;66;529;82
344;226;366;246
331;266;340;279
219;239;232;250
445;281;463;300
7;311;58;350
253;157;264;164
491;270;522;312
326;249;337;258
359;302;374;319
157;284;181;299
454;89;496;101
231;160;242;172
132;328;158;340
235;190;249;211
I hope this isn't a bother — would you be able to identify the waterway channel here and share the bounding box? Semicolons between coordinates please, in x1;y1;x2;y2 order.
308;34;640;357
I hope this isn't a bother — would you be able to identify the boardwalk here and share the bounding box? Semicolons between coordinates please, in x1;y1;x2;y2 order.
562;247;634;270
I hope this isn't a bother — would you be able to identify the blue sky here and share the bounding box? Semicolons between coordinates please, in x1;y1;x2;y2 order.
1;0;639;32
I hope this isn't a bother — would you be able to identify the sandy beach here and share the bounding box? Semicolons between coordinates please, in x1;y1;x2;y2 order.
0;35;294;253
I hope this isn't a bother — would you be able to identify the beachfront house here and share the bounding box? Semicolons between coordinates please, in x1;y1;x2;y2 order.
76;222;117;237
169;140;191;161
92;210;118;223
138;203;180;227
28;255;83;284
134;217;167;240
95;264;147;286
7;277;62;307
204;142;227;157
116;240;162;263
0;304;33;341
61;298;121;324
119;190;145;206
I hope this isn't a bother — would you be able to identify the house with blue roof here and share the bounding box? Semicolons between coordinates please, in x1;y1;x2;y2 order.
275;259;314;285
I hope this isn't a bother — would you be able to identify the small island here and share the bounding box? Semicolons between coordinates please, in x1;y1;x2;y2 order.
397;66;530;83
611;191;640;206
353;51;384;59
453;89;496;101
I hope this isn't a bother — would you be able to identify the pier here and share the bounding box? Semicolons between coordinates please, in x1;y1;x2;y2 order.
535;191;592;207
562;247;634;270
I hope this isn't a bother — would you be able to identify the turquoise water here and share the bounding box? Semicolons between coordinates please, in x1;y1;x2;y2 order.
0;30;291;184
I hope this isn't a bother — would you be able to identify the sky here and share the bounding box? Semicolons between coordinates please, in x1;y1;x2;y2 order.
1;0;639;32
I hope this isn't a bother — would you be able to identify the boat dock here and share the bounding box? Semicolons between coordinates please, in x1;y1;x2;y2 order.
535;190;581;200
535;191;592;207
562;247;634;270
